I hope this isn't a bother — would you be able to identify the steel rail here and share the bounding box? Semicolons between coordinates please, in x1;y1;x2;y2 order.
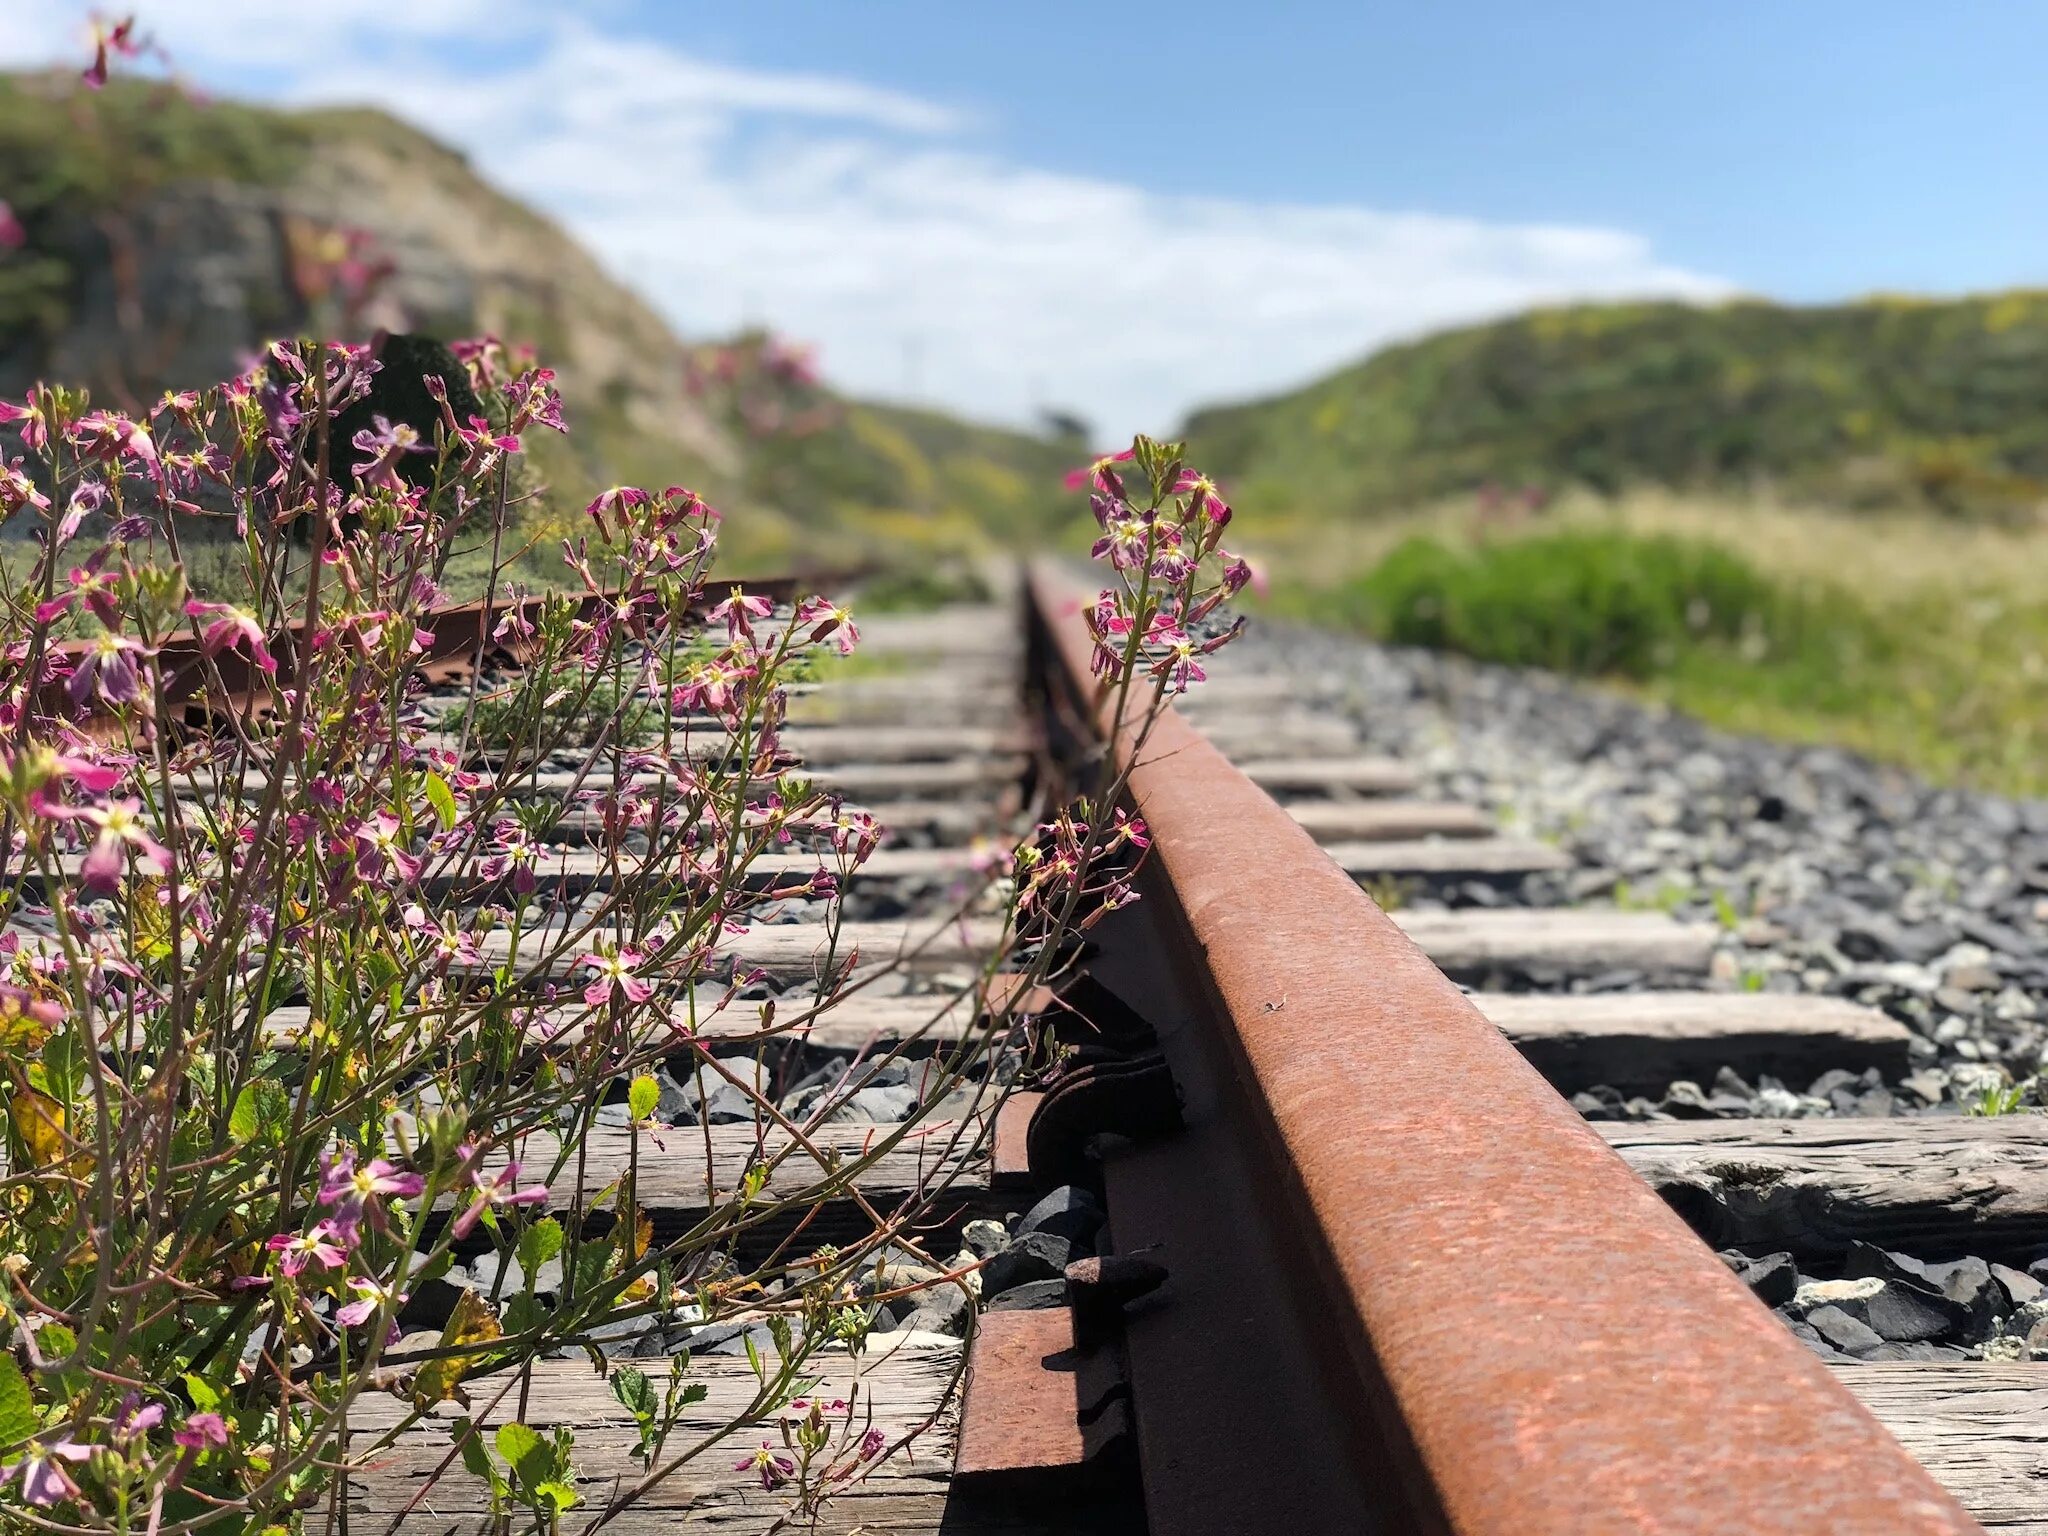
43;572;845;725
1025;561;1979;1535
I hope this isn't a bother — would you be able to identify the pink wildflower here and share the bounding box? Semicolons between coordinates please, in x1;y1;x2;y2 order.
172;1413;229;1451
35;561;122;629
334;1276;406;1328
265;1219;351;1277
112;1396;163;1440
184;601;276;674
350;414;426;492
580;946;655;1008
5;1440;90;1507
584;485;647;538
706;586;773;639
317;1152;425;1221
64;632;144;707
70;798;172;891
0;201;22;251
82;14;144;89
0;397;49;452
354;813;421;885
1062;446;1136;492
451;1162;549;1238
734;1441;796;1490
795;596;859;656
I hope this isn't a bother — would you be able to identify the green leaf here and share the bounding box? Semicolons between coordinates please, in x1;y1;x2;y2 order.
609;1366;655;1423
0;1353;37;1444
183;1373;222;1413
515;1217;564;1274
677;1382;708;1407
535;1480;581;1514
571;1239;612;1295
228;1081;290;1147
454;1418;508;1499
627;1074;659;1123
495;1420;544;1480
501;1292;543;1338
424;771;458;832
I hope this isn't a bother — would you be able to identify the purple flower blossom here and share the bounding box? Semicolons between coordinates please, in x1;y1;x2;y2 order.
794;597;859;656
65;633;144;707
0;397;49;452
265;1219;352;1277
112;1396;164;1441
580;946;654;1008
70;798;172;892
451;1162;549;1239
350;414;427;492
355;814;421;885
184;601;276;675
334;1276;406;1328
706;587;773;638
317;1153;425;1234
5;1439;90;1507
172;1413;229;1452
734;1441;796;1490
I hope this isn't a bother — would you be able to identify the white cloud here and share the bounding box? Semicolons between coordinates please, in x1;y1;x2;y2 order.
17;7;1731;438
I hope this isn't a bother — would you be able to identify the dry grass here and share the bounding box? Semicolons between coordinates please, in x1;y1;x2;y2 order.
1251;491;2048;796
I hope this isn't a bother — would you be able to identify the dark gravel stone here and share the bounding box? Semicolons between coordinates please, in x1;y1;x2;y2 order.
1019;1185;1105;1245
1725;1251;1799;1309
1957;914;2039;957
397;1277;467;1330
980;1231;1074;1296
1862;1284;1963;1343
657;1076;758;1126
985;1278;1068;1312
960;1219;1010;1260
1783;1318;1852;1362
1805;1304;1885;1355
676;1320;780;1356
1843;1244;1995;1335
825;1083;918;1122
1993;1263;2044;1308
896;1284;974;1337
1837;917;1954;966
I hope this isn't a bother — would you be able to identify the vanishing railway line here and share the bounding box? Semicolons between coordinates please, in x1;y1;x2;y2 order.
300;565;2048;1532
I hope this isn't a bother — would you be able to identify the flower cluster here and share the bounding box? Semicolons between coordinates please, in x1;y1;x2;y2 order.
682;330;839;439
1078;440;1251;694
0;331;916;1529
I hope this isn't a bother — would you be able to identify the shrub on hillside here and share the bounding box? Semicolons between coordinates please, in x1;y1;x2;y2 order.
1333;529;1884;683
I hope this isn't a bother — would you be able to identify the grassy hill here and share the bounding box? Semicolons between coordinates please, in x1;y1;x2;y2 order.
0;72;1072;576
1186;296;2048;522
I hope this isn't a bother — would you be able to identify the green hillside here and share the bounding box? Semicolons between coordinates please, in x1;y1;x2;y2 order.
0;72;1070;574
1186;296;2048;520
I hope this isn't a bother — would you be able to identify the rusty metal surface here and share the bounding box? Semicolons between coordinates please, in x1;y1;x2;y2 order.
953;1307;1130;1488
48;573;835;726
991;1091;1040;1189
1026;563;1980;1535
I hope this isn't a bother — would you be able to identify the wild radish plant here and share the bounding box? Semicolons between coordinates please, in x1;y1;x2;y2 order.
0;26;1259;1532
0;312;1249;1536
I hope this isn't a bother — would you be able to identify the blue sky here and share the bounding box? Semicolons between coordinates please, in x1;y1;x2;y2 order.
663;1;2048;300
10;4;2044;435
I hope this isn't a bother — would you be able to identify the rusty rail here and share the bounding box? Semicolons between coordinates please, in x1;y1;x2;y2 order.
1018;562;1977;1534
45;572;840;728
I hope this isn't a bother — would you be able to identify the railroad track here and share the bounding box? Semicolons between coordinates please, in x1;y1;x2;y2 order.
329;563;2048;1533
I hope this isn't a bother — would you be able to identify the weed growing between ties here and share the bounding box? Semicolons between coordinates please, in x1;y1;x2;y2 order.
0;253;1249;1531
